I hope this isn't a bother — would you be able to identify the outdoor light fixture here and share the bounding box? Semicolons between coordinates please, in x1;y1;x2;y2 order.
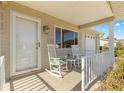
43;25;49;34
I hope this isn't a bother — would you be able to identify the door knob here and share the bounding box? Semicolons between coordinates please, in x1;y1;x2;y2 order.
38;42;40;47
36;42;40;49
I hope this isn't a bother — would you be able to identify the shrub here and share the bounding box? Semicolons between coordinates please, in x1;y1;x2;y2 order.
99;46;109;52
100;46;117;57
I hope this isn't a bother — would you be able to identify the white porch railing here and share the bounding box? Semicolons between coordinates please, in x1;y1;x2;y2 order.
82;51;113;90
56;48;98;58
56;48;72;58
84;50;97;56
0;56;5;91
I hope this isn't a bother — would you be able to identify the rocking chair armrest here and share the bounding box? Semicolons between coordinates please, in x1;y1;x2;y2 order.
49;58;61;63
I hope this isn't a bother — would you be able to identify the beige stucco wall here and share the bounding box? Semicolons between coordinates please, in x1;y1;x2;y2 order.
0;5;10;81
100;39;117;47
0;2;100;81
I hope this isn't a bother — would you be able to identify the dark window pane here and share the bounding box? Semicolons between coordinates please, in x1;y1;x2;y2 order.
55;27;61;48
75;32;78;45
62;29;75;48
55;27;78;48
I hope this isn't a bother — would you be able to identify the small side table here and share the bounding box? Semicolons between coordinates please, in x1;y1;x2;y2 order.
66;59;77;70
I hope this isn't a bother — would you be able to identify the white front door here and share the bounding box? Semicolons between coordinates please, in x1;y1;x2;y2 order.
11;11;41;75
85;34;96;55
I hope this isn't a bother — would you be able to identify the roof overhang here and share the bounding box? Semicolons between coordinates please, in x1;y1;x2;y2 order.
16;1;114;28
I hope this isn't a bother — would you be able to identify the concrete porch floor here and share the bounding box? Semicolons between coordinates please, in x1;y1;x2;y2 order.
3;69;81;91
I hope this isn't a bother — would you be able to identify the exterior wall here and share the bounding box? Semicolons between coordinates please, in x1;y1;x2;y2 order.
0;2;100;81
0;5;10;81
100;40;108;46
100;40;117;47
0;2;79;81
79;28;100;53
117;39;124;46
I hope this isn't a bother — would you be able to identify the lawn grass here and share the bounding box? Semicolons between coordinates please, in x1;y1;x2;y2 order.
117;50;124;57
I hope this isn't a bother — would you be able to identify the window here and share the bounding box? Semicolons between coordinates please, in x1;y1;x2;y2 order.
55;27;61;48
55;27;78;48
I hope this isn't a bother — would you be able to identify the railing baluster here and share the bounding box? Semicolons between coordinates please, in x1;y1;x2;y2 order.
88;56;90;83
90;56;92;82
82;51;112;90
88;56;90;82
85;57;87;86
82;57;85;91
91;55;93;80
93;55;95;78
91;56;93;79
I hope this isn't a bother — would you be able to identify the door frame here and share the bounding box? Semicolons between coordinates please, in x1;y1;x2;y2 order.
10;10;42;76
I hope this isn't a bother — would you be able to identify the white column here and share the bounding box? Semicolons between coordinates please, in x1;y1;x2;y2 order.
109;22;115;64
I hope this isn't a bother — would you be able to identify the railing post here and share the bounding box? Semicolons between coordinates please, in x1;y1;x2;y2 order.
82;57;85;91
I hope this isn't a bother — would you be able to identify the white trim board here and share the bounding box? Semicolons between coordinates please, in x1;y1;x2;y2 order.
10;10;42;76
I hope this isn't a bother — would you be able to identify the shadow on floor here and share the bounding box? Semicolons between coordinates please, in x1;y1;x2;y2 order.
9;74;55;91
71;81;81;91
6;69;81;91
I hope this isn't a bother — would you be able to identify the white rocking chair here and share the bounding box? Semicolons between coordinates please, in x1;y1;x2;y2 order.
46;44;68;77
71;45;83;68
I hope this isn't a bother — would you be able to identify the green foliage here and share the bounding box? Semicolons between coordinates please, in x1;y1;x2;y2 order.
99;46;109;52
100;46;124;57
100;46;117;57
116;46;124;57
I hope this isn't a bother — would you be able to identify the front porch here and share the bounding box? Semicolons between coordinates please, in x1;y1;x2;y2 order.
3;69;81;91
0;1;118;91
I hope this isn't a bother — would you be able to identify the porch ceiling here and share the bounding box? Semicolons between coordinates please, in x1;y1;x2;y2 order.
16;1;113;26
